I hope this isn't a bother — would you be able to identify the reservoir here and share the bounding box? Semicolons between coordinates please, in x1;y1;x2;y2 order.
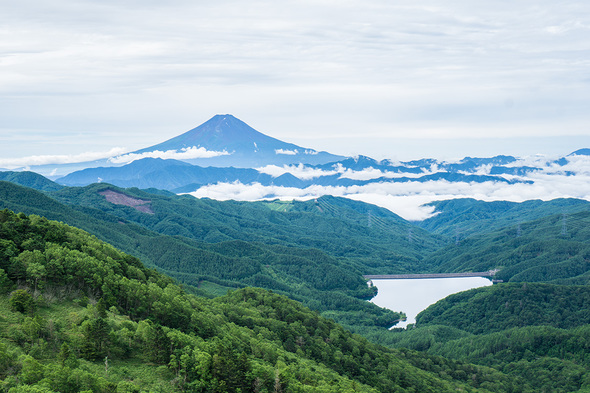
370;277;493;328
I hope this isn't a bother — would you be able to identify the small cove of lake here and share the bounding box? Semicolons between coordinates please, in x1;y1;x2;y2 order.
370;277;493;328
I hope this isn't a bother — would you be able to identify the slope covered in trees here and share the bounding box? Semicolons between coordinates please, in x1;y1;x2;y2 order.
48;181;590;287
423;209;590;283
0;172;63;193
418;198;590;239
376;283;590;392
0;209;523;392
49;184;441;272
5;172;590;391
415;283;590;334
0;181;399;331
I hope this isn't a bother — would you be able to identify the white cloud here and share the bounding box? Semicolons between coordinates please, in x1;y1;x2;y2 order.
1;1;590;162
186;162;590;221
255;162;436;182
0;147;128;169
338;166;385;181
186;180;464;220
548;155;590;175
459;164;492;177
338;166;437;181
108;146;230;164
256;164;339;180
275;149;298;155
504;154;556;169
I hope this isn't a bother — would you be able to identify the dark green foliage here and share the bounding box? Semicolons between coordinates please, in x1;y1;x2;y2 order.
383;282;590;392
9;290;34;314
426;210;590;283
416;283;590;334
0;209;524;392
49;184;442;272
208;340;252;393
0;269;14;294
418;198;590;238
80;316;110;360
0;182;404;330
58;343;73;367
0;172;63;192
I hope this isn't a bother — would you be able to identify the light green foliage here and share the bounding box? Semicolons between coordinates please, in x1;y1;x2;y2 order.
0;181;406;330
6;177;590;391
0;209;521;392
381;282;590;392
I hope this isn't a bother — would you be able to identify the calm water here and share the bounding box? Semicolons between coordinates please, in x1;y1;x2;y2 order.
370;277;493;328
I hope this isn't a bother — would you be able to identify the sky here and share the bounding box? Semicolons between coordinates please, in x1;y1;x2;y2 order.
1;0;590;165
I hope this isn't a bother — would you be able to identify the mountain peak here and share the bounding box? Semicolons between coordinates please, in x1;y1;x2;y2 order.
205;114;245;131
134;114;268;153
132;115;343;167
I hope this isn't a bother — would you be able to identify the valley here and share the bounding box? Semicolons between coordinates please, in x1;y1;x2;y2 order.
3;170;590;391
3;0;589;389
3;117;590;391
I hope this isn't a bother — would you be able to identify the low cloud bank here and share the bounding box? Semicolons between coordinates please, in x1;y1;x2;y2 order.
0;147;128;169
256;164;340;180
189;155;590;221
256;163;434;181
187;168;590;221
0;145;232;168
109;146;230;164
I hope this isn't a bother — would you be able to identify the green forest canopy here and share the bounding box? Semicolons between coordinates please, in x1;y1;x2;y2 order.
0;209;524;392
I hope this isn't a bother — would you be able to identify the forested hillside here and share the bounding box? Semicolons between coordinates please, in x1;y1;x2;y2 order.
0;209;524;392
49;184;441;270
377;283;590;392
0;181;401;331
418;198;590;239
0;172;63;193
416;283;590;333
4;171;590;391
425;210;590;283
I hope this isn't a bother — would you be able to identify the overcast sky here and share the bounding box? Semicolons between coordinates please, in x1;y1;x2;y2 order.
1;0;590;165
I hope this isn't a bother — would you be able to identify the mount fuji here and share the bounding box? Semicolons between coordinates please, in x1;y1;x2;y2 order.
17;115;343;178
127;114;343;168
7;113;584;220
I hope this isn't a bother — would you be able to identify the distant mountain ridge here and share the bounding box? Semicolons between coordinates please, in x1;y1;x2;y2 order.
56;143;590;195
56;156;524;191
6;113;590;214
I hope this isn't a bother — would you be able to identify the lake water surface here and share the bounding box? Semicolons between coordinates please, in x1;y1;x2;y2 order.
370;277;493;328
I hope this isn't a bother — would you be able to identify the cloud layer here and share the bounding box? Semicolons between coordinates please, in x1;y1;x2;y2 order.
190;155;590;221
1;1;589;161
108;146;230;164
0;148;128;169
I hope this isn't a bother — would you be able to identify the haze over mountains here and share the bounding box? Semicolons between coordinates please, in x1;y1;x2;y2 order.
5;117;590;391
7;114;590;220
